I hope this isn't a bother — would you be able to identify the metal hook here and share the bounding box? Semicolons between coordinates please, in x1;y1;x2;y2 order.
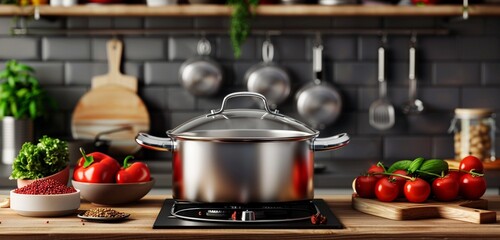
197;37;212;56
380;33;388;47
410;32;417;47
265;31;271;42
262;36;274;63
314;32;322;47
312;33;323;85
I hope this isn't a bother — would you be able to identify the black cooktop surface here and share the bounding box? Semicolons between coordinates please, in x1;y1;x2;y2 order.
153;199;343;229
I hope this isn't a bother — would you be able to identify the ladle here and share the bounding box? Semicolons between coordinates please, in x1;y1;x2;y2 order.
403;34;424;114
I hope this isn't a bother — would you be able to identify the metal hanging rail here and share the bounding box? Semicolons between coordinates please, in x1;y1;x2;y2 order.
11;27;449;36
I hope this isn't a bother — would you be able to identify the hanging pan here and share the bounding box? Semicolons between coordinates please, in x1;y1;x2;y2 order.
296;40;342;129
179;37;223;97
244;38;291;108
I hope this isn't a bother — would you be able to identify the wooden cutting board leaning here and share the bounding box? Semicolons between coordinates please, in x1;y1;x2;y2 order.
352;194;497;224
71;38;150;155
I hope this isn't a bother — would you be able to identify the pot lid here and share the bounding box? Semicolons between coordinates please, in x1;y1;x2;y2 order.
168;92;319;140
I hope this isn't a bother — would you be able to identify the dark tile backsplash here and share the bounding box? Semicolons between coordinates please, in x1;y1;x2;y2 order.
483;63;500;85
418;36;458;60
384;136;433;160
124;38;166;60
25;62;64;86
433;62;481;86
42;37;91;60
64;62;107;85
145;61;183;85
0;37;39;60
1;16;499;163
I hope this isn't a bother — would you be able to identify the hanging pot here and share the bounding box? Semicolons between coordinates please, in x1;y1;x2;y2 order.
136;92;350;203
179;37;223;97
244;39;291;108
296;42;342;129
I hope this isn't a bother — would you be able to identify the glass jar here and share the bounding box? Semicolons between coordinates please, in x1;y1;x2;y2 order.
449;108;496;162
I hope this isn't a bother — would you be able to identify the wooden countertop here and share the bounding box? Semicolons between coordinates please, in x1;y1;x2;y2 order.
1;195;499;239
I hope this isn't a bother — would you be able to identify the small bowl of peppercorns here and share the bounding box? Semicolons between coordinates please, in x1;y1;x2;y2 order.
10;179;80;217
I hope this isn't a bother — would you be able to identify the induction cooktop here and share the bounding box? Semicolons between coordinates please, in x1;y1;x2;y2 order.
153;199;343;229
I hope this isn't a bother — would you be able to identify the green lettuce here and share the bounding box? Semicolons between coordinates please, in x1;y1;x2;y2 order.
10;136;69;180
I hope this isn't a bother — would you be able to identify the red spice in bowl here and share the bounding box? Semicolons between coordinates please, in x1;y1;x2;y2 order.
10;179;81;217
14;179;76;195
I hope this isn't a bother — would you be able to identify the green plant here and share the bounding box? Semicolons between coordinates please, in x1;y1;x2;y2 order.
0;0;18;4
228;0;259;58
0;60;53;120
10;136;69;180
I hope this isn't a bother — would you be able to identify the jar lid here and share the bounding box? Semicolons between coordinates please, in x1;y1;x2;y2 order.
454;108;493;118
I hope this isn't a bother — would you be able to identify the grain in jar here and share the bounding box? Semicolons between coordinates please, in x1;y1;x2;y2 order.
449;108;496;162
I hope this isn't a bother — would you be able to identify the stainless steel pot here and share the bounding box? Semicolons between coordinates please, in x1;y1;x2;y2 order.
136;92;349;203
179;37;223;97
244;39;291;108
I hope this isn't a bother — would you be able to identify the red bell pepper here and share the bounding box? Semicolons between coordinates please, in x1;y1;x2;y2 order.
116;156;151;183
73;148;121;183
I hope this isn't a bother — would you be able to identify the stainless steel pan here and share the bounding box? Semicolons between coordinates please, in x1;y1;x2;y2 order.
245;39;291;108
179;37;223;97
296;42;342;129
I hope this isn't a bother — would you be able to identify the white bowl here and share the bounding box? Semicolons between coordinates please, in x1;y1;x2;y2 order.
10;189;81;217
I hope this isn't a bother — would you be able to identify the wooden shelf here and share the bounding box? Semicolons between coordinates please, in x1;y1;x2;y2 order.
0;4;499;17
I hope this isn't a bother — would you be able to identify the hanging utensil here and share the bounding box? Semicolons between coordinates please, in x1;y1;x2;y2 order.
403;34;424;115
179;37;223;97
296;34;342;129
369;36;395;130
244;37;291;109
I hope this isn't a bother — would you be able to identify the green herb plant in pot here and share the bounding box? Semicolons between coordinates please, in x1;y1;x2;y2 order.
0;60;53;165
10;136;70;188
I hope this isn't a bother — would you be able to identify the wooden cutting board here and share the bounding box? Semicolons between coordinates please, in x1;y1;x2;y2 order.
352;194;497;224
71;38;150;155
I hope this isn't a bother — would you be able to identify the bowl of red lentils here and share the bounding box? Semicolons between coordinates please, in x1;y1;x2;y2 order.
10;179;81;217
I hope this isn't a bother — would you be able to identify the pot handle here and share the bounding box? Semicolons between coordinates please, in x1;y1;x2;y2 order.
313;133;350;152
135;133;175;152
207;91;283;117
